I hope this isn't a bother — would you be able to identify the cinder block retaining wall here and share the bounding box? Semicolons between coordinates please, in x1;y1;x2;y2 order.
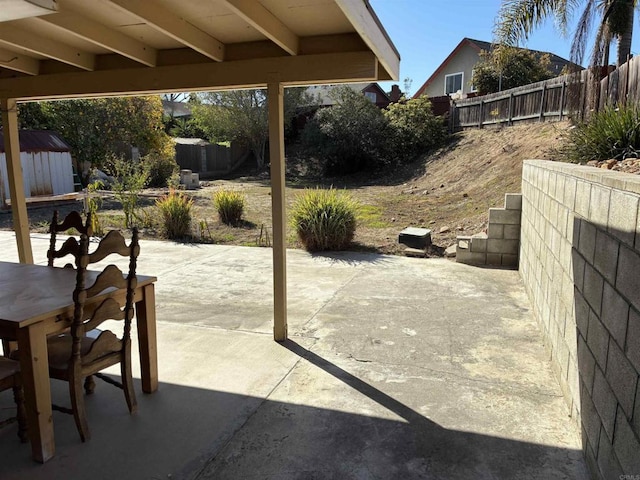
520;160;640;479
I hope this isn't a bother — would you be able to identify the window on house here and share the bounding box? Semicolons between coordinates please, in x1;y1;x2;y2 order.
444;72;463;95
364;91;377;102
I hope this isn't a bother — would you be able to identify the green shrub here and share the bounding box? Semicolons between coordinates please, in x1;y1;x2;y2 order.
301;86;392;175
290;188;358;252
213;189;245;225
156;189;193;239
142;142;178;188
562;105;640;163
384;96;447;160
107;156;149;228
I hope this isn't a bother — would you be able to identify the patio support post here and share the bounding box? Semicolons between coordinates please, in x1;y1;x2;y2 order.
0;98;33;264
268;80;288;341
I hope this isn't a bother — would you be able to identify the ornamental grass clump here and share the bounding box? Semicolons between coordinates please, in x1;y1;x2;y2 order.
290;188;358;252
562;105;640;163
213;189;245;226
156;189;193;239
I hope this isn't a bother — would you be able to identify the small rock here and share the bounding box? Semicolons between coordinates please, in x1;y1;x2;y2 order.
444;244;456;257
462;193;468;198
440;184;445;188
456;226;464;231
439;226;451;234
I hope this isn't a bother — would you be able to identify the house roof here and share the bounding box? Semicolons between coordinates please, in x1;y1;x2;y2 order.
0;0;400;102
306;82;390;106
413;37;576;98
0;130;70;153
162;100;193;118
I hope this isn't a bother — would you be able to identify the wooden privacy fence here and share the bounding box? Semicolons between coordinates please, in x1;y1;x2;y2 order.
450;55;640;130
175;141;248;178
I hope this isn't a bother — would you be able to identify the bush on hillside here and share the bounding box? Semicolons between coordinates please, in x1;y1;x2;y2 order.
384;96;447;160
290;188;358;252
301;86;392;175
561;105;640;163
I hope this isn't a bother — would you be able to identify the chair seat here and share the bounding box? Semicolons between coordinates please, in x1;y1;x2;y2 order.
47;331;121;371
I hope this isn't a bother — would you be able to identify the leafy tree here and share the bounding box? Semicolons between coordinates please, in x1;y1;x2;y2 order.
191;87;313;169
494;0;636;68
472;46;555;94
301;86;392;175
384;96;447;159
6;97;171;181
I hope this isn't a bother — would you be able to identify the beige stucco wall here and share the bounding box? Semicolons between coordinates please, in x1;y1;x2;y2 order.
424;44;480;97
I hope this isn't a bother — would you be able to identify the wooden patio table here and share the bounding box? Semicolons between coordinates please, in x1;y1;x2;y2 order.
0;261;158;463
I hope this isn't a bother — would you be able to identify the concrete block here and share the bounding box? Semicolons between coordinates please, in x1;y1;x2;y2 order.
606;338;638;418
575;290;590;337
487;238;519;255
399;227;432;249
565;177;577;211
488;208;521;225
470;235;487;253
505;193;522;210
568;214;580;245
616;245;640;312
592;366;617;439
607;190;638;248
575;180;591;218
580;381;601;450
597;428;624;480
555;174;566;204
589;185;611;228
613;408;640;474
557;206;569;237
486;253;502;265
456;250;486;265
627;308;640;373
601;282;629;349
593;230;619;285
503;224;520;239
500;254;517;268
578;220;597;264
572;250;586;294
587;310;609;369
578;334;596;394
634;381;640;436
583;263;604;316
583;436;598;480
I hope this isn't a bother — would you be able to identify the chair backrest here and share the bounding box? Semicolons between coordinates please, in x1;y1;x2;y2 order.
48;210;93;267
70;229;139;364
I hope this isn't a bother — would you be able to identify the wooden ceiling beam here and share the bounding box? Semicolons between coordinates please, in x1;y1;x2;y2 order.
0;47;39;75
223;0;299;55
38;11;157;67
107;0;225;62
0;24;95;71
335;0;399;81
0;51;378;101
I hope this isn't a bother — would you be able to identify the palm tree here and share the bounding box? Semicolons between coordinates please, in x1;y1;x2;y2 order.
494;0;636;68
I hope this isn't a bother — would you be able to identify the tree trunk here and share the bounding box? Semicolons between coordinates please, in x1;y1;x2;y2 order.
616;1;635;65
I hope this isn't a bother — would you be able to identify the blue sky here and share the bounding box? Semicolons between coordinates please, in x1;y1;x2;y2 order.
370;0;640;96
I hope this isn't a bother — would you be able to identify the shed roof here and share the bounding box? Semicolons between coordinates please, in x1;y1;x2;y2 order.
0;129;70;153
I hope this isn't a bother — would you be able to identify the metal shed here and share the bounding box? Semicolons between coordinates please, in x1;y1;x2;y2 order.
0;130;74;202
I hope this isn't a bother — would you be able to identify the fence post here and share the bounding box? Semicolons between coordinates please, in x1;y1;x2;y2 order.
507;93;514;125
539;84;547;122
559;81;566;120
478;100;484;128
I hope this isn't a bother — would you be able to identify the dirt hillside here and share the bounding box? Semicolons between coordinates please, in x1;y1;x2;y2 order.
352;121;569;254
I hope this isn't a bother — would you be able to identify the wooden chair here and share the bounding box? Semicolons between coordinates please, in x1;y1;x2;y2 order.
47;228;139;442
0;357;28;443
48;210;92;267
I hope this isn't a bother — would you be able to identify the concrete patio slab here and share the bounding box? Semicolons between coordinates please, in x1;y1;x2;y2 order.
0;232;588;479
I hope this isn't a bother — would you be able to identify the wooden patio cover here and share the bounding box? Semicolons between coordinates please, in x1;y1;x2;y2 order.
0;0;400;341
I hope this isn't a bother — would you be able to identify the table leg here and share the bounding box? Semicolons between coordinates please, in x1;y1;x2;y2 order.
136;283;158;393
17;322;54;463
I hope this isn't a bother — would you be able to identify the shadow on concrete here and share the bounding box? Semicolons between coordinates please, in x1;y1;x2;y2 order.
0;361;587;480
